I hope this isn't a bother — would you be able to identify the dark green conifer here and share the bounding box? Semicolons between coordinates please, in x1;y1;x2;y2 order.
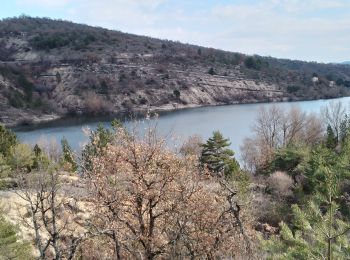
326;125;337;149
0;125;17;158
200;131;240;178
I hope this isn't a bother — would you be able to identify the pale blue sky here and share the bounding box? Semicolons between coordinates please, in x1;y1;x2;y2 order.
1;0;349;63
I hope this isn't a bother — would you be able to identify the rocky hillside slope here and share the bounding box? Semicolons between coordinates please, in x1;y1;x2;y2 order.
1;16;350;126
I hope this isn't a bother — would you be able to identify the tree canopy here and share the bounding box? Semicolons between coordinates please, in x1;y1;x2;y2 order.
201;131;240;178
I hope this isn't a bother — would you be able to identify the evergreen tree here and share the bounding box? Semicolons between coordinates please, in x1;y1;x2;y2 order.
0;155;10;178
200;131;240;178
81;122;120;173
31;144;50;170
326;125;337;149
0;209;33;259
61;137;78;172
8;143;34;173
33;144;41;157
0;124;17;158
268;144;310;182
32;144;42;170
208;67;215;75
339;115;349;143
264;165;350;259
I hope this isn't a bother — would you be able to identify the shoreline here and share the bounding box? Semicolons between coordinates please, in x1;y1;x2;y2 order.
9;95;348;131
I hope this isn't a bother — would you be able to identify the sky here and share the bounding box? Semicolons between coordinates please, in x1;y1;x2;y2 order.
1;0;349;63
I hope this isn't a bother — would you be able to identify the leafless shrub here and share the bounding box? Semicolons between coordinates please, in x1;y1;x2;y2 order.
267;171;294;197
36;136;61;163
241;137;274;173
83;91;112;115
179;134;203;157
16;169;88;260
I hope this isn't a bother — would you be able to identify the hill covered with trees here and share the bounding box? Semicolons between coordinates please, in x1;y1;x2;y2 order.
1;16;350;126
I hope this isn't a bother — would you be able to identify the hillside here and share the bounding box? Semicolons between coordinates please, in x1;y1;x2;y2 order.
1;16;350;126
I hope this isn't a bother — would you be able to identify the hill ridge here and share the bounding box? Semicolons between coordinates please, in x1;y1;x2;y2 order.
0;16;350;126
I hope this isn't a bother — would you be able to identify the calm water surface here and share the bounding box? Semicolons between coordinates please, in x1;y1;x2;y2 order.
15;97;350;160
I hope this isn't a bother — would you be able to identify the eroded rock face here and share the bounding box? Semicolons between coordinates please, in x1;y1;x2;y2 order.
0;58;287;126
0;17;349;126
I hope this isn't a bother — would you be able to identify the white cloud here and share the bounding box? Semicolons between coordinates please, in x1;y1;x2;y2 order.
64;0;167;32
17;0;71;8
200;1;350;61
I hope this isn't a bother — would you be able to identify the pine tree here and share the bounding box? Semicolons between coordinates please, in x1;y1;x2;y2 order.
200;131;240;178
0;124;17;158
264;165;350;259
326;125;337;149
61;137;78;172
81;122;118;173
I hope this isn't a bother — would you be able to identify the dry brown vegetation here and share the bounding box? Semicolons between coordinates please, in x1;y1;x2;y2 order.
83;91;112;115
4;123;256;259
87;125;254;259
16;170;87;260
241;106;324;172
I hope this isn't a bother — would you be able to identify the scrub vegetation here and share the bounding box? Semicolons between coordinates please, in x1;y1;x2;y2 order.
0;102;350;259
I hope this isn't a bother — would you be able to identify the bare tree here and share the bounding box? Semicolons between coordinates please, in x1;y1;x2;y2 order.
253;106;284;149
87;124;254;259
16;168;87;260
322;101;347;141
241;106;324;172
36;137;61;163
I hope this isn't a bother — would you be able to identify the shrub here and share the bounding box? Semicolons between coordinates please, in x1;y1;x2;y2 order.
61;137;78;172
173;89;180;99
208;67;215;75
244;56;267;70
83;92;111;115
287;85;300;93
0;125;17;158
267;171;294;196
87;124;253;259
8;143;34;172
139;97;148;105
179;134;203;156
7;90;25;108
0;208;33;259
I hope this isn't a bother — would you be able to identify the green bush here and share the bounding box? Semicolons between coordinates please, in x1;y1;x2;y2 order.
244;56;268;70
0;209;33;259
173;89;180;99
61;137;78;172
82;123;115;173
287;85;300;93
208;67;215;75
7;89;26;108
30;31;97;50
17;74;34;102
0;124;17;158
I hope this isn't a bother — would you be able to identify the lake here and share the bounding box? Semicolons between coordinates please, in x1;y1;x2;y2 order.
14;97;350;161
